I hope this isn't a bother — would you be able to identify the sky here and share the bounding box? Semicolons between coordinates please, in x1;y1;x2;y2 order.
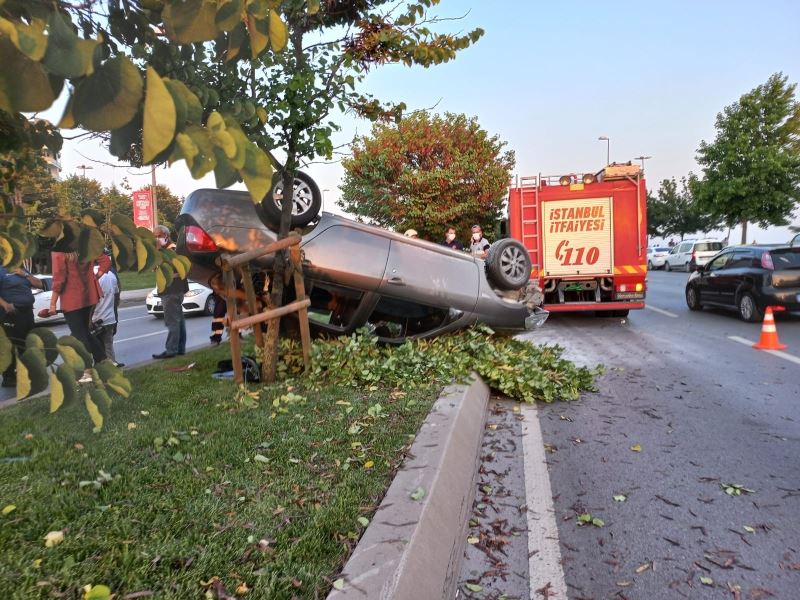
41;0;800;244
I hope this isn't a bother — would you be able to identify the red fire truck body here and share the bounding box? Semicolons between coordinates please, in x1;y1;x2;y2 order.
508;166;648;314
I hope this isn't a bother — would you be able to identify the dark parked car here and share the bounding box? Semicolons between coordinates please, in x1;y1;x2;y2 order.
685;245;800;322
175;188;548;342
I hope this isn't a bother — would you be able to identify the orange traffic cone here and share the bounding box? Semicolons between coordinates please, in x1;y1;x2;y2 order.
753;306;786;350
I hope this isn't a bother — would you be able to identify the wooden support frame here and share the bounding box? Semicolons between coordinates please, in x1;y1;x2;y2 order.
221;234;312;384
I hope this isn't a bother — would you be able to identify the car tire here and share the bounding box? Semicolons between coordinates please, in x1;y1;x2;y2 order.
203;294;216;316
737;292;762;323
686;285;702;311
261;170;322;228
485;238;531;290
647;260;653;270
664;261;671;272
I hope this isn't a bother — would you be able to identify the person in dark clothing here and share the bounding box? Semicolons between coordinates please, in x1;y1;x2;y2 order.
0;266;42;387
442;225;464;250
153;225;189;358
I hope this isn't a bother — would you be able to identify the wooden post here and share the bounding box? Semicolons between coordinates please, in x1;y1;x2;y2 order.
223;269;243;384
240;264;264;349
290;245;312;371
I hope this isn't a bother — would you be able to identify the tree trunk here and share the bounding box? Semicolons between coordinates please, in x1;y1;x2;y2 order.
740;220;748;245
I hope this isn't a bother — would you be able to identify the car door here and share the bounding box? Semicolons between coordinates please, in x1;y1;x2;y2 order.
677;242;694;269
699;251;733;303
379;238;480;313
715;249;753;306
666;245;681;268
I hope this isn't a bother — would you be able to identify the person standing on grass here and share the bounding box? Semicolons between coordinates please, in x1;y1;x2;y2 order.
45;251;106;382
94;267;122;367
152;225;188;359
0;266;42;387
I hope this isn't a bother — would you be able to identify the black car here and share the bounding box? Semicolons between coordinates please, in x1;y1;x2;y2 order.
685;245;800;322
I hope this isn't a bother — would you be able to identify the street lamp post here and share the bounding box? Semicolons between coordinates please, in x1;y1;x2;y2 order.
322;188;330;212
598;136;610;166
76;164;93;177
634;155;652;170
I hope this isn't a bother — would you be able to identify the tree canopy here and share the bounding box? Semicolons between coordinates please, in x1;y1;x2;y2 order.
649;177;719;241
340;111;515;241
690;73;800;244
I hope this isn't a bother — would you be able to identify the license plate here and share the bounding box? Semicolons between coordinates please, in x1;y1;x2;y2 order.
615;292;645;300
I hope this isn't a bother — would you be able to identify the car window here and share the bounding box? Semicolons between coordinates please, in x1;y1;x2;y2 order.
307;282;367;331
770;249;800;270
729;250;754;268
695;242;723;252
790;234;800;248
656;247;670;252
367;296;450;340
678;242;692;253
707;252;732;271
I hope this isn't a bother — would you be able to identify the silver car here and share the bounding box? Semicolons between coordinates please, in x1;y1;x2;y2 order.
175;188;547;342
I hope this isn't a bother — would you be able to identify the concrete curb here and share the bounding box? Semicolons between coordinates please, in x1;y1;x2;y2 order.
327;374;489;600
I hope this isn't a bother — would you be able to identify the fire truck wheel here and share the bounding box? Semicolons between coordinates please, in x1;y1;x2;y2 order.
261;170;322;228
485;239;531;290
612;309;629;317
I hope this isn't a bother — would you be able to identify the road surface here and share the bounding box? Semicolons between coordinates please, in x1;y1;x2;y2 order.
513;270;800;599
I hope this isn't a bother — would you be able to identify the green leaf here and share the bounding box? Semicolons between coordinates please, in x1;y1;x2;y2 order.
246;13;269;57
42;11;97;78
163;0;219;43
743;525;755;534
55;364;79;406
2;504;15;515
410;486;425;501
307;0;320;15
84;392;104;433
50;371;64;413
26;329;58;365
0;16;47;61
466;536;479;544
630;444;642;452
84;584;112;600
0;328;13;374
254;454;269;464
332;579;345;591
216;0;245;32
78;226;105;263
464;583;482;593
17;348;48;398
612;494;627;502
0;37;56;113
73;56;143;132
591;517;605;527
357;516;369;527
239;142;272;202
699;576;713;586
57;345;86;373
143;67;177;163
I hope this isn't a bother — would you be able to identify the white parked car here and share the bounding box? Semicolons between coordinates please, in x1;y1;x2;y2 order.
664;239;724;272
146;281;216;317
32;275;63;324
646;246;671;270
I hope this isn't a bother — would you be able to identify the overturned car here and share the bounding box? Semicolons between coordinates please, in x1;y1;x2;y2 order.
175;187;547;342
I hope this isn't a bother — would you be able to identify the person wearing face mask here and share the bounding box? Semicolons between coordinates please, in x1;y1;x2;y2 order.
469;224;491;259
152;225;189;359
442;225;463;250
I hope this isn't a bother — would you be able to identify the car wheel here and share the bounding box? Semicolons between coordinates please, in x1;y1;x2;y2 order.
664;261;671;272
485;238;531;290
647;260;653;270
686;285;702;311
737;292;763;323
204;294;216;316
261;170;322;228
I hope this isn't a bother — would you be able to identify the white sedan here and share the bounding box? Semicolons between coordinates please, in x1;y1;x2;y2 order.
145;281;216;317
647;246;671;270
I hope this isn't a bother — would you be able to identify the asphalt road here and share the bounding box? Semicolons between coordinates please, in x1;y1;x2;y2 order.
517;270;800;599
0;305;213;406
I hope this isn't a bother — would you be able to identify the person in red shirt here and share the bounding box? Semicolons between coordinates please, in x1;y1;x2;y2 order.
43;251;108;382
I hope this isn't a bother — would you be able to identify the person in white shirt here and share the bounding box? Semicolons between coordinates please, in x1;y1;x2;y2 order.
94;270;121;366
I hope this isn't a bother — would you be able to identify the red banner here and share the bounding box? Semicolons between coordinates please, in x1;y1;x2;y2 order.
132;189;154;230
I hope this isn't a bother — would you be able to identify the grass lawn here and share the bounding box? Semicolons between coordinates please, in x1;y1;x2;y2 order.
0;344;438;599
118;270;156;291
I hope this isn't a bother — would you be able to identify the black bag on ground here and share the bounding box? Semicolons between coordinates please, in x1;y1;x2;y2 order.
213;356;261;383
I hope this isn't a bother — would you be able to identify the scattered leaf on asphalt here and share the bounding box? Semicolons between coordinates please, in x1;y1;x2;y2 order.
700;576;713;585
332;578;345;591
743;525;755;534
635;562;652;573
721;483;755;496
617;581;632;587
467;536;480;544
464;583;483;592
44;530;65;548
410;487;425;501
592;517;605;527
630;444;642;452
613;494;627;502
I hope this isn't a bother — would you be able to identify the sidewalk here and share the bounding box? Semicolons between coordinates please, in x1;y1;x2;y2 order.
119;287;150;305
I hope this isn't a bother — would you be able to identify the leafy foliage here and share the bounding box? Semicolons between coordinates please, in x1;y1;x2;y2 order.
340;112;515;241
648;177;719;240
691;73;800;244
278;327;601;404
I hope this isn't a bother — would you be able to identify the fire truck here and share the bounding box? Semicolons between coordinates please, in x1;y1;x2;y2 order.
508;163;648;316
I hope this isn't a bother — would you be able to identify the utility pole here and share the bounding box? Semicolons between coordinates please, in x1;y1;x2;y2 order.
150;165;159;229
634;155;652;170
76;164;93;177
